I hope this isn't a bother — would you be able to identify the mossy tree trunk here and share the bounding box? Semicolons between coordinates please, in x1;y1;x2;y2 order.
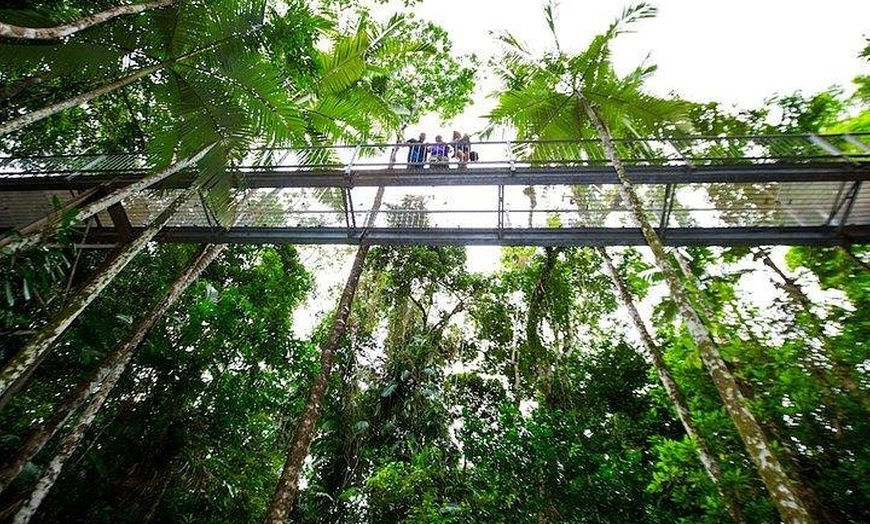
581;97;813;523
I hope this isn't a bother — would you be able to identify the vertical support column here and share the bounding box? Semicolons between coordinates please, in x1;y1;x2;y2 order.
106;203;134;244
836;181;863;233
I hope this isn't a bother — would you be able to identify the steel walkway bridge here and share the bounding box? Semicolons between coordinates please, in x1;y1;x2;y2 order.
1;134;868;248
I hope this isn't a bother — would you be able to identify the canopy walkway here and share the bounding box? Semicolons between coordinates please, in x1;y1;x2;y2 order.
1;133;868;248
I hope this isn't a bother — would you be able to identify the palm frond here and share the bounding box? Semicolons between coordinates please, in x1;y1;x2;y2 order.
610;3;657;38
366;13;406;56
544;0;561;52
315;30;369;96
493;30;531;58
0;42;126;79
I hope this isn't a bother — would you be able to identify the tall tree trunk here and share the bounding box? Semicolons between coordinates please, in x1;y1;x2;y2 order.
7;242;223;523
0;62;164;137
0;145;213;257
263;135;409;522
263;186;384;523
0;23;248;137
526;247;561;405
755;250;866;404
841;245;870;272
264;208;379;524
524;247;561;524
0;243;222;494
598;246;746;524
580;97;814;523
0;185;198;405
0;0;177;40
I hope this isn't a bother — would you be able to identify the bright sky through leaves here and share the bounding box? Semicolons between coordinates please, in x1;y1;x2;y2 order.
405;0;870;134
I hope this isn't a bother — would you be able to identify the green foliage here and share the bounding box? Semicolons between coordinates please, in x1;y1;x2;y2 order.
487;2;689;154
0;244;315;523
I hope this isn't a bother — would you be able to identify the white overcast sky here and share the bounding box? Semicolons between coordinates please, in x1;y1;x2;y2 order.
405;0;870;134
296;1;869;326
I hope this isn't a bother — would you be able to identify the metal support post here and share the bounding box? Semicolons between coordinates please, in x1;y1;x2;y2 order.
837;181;863;232
341;188;352;230
345;144;361;177
347;189;357;229
497;185;505;239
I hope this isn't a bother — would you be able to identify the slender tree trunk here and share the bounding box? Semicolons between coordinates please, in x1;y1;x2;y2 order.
0;185;198;405
580;97;814;523
526;247;560;405
0;145;213;257
0;62;164;137
840;245;870;272
598;246;746;524
0;243;222;494
755;250;868;407
7;242;222;523
525;247;561;524
0;0;177;40
756;251;812;311
263;187;384;523
264;137;410;522
0;22;249;137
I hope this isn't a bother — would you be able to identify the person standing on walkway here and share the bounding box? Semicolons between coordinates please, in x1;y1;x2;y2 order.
428;135;451;167
452;130;471;169
406;132;427;169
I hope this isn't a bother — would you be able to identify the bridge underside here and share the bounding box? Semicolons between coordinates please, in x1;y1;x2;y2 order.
76;225;870;248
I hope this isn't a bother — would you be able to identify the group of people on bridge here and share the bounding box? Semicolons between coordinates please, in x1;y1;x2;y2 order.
405;131;477;170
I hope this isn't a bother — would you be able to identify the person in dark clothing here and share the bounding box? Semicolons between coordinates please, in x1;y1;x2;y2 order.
452;130;471;169
406;132;428;169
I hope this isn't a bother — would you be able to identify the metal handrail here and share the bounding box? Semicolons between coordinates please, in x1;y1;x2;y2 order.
1;134;867;177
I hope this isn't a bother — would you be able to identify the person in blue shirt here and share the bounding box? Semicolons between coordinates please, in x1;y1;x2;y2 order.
406;132;428;169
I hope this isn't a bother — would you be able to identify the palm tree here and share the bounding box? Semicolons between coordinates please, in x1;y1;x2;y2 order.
1;0;312;257
264;13;464;517
0;1;278;138
487;4;814;522
0;1;178;40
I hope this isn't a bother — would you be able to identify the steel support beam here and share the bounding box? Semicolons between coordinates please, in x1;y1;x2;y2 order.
2;163;866;191
106;203;134;243
79;225;870;248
